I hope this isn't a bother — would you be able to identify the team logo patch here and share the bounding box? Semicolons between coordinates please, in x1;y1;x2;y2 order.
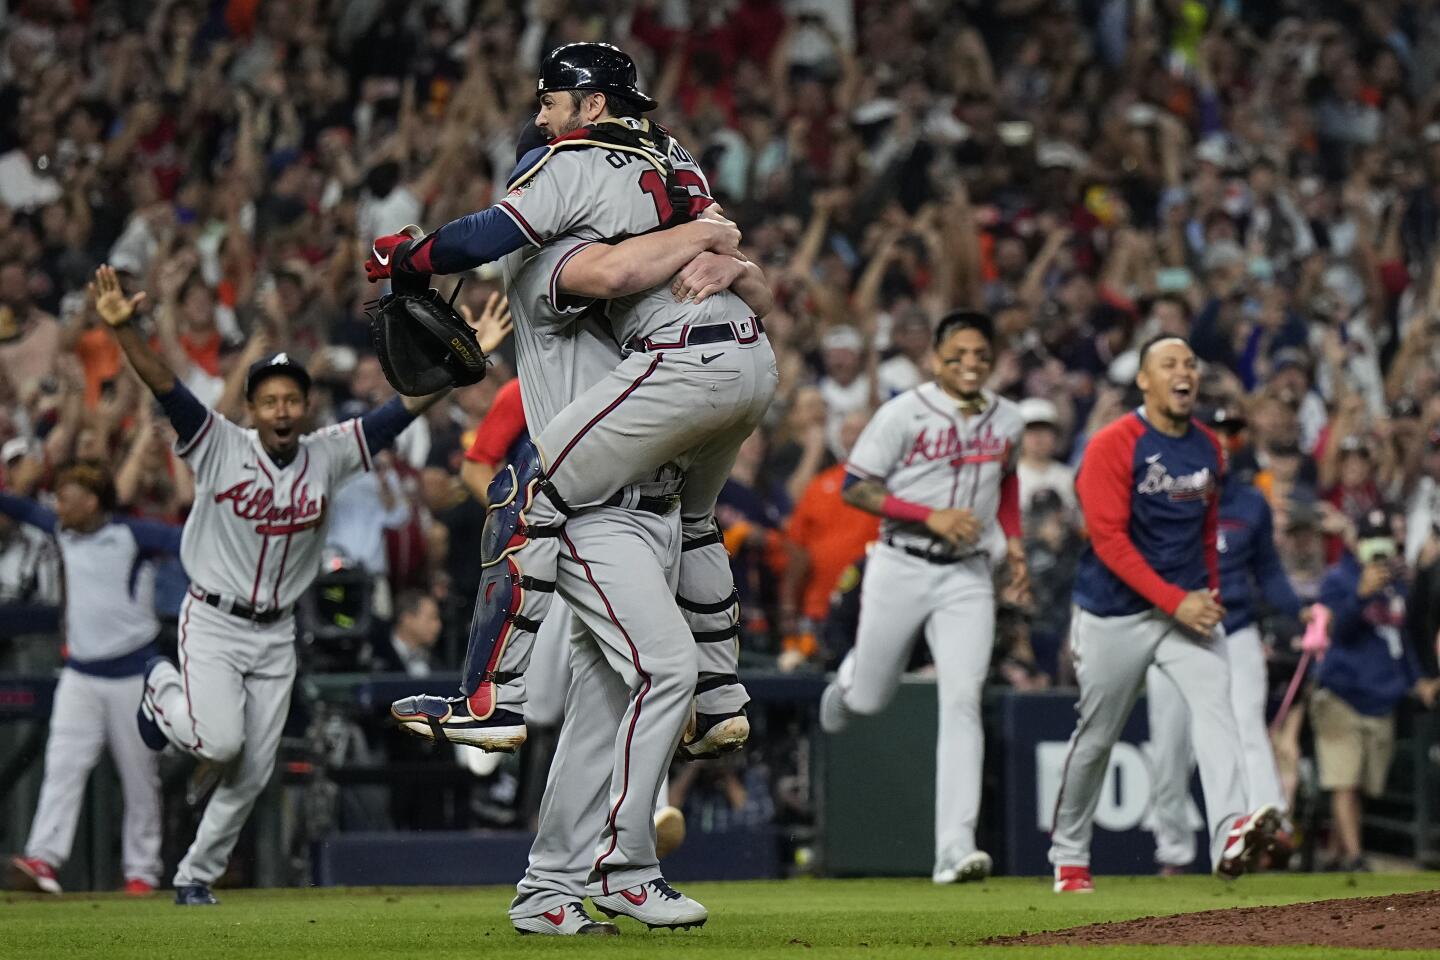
1136;461;1213;501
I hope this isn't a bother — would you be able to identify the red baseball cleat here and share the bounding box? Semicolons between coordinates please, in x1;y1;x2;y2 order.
124;878;155;896
1053;865;1094;893
10;856;61;894
1215;804;1281;878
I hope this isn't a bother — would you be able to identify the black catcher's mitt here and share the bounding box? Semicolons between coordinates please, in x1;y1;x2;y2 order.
367;282;488;397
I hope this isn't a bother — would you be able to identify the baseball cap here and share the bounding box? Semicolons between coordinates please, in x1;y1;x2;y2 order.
1272;346;1312;373
2;437;31;465
822;326;864;353
1019;397;1060;428
1206;407;1248;432
245;352;312;400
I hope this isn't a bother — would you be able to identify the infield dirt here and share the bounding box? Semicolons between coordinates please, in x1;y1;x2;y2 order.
992;889;1440;950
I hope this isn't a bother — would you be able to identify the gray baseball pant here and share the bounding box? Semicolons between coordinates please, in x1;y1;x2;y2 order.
1147;624;1287;866
1049;607;1247;870
25;668;162;886
511;505;690;912
143;596;295;887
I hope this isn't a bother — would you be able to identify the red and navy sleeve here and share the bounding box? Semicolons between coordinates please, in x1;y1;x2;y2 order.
1076;416;1188;615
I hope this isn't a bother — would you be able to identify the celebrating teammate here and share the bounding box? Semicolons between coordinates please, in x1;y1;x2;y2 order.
375;44;772;773
818;310;1024;885
370;43;778;932
1147;405;1304;874
88;265;462;905
5;463;179;896
1048;335;1279;893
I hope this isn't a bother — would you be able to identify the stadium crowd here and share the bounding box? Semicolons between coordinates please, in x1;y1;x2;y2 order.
3;0;1440;872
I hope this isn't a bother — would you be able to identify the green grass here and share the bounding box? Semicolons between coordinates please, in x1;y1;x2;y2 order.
4;874;1440;959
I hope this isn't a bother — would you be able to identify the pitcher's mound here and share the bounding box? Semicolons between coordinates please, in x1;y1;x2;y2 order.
991;890;1440;950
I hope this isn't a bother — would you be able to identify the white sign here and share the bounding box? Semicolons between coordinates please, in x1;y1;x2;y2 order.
1035;740;1203;833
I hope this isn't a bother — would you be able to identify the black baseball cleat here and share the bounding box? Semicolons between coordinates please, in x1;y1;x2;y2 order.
676;709;749;761
391;695;528;752
174;883;219;906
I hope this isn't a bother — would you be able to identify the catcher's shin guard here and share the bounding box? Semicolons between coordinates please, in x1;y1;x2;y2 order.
463;444;568;710
676;517;751;760
391;443;566;750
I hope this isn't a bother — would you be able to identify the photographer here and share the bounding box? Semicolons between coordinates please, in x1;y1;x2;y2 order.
1312;507;1440;871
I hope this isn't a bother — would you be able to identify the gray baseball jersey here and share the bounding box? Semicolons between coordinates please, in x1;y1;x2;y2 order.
498;127;757;345
845;384;1024;562
177;409;371;610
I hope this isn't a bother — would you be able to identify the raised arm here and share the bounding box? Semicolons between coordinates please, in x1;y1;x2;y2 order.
0;492;59;533
92;265;174;397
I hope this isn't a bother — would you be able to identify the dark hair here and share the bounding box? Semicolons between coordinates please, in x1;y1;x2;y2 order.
1137;333;1191;369
565;89;645;120
933;310;995;349
394;589;435;622
56;460;117;512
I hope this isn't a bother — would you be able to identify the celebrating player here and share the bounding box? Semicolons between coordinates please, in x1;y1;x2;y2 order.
375;44;773;774
5;463;179;896
818;310;1025;885
1048;336;1279;893
89;265;461;906
1147;405;1304;874
371;44;778;931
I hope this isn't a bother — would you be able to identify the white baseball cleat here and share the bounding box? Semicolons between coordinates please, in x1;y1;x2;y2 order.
655;805;687;859
819;683;853;734
391;695;527;752
592;878;707;930
1215;803;1280;879
513;902;618;936
935;850;992;884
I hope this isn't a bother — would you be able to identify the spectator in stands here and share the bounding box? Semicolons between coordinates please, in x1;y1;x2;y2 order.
373;589;442;678
1015;398;1075;514
1313;507;1440;872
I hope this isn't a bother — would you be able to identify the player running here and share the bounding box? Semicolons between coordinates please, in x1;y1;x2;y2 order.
90;265;489;905
1048;335;1279;893
818;310;1025;885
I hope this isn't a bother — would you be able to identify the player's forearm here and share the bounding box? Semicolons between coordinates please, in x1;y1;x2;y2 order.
1088;531;1188;614
401;388;451;417
0;492;57;532
111;323;177;396
729;260;774;318
560;222;718;299
839;476;890;516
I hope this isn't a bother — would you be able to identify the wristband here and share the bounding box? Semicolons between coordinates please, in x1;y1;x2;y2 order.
882;494;932;524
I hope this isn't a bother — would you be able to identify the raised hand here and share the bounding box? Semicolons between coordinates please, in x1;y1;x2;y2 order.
89;265;146;328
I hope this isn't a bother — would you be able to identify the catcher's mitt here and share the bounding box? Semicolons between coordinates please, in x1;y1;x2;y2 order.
367;282;488;396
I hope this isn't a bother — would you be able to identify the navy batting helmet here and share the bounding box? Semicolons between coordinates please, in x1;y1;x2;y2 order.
537;42;658;112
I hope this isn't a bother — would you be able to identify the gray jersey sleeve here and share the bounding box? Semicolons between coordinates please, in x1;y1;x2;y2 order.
844;397;905;482
497;153;592;245
174;409;247;491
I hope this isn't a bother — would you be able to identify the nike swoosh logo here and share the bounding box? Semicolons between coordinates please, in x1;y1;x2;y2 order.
542;908;567;925
373;247;390;266
621;887;648;905
700;353;722;364
1145;454;1162;464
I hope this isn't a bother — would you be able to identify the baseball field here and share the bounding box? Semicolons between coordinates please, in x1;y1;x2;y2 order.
6;873;1440;959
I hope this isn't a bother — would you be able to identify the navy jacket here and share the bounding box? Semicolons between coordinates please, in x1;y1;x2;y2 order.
1317;554;1420;716
1217;474;1302;633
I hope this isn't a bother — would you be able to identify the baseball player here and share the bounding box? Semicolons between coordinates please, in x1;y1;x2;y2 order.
817;310;1025;885
1049;335;1279;894
373;44;774;769
1146;406;1303;873
88;265;453;906
5;462;178;896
